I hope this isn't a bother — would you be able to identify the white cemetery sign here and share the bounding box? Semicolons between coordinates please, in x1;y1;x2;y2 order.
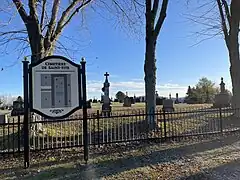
29;56;82;118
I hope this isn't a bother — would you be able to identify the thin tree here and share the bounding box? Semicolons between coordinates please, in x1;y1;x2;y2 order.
144;0;169;126
186;0;240;111
216;0;240;111
84;0;169;126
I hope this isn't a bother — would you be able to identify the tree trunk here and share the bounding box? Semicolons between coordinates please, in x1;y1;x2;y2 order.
228;0;240;114
25;18;44;62
144;36;157;129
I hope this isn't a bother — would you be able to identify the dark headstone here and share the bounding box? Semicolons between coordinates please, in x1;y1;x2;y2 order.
156;97;165;105
135;98;141;103
130;97;135;104
175;93;179;104
123;97;131;107
0;113;8;124
93;99;98;103
11;97;24;116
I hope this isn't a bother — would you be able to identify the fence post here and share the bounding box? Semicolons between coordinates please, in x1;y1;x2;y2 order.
81;58;88;164
163;109;167;141
17;115;21;155
97;110;100;148
23;59;30;168
219;107;223;134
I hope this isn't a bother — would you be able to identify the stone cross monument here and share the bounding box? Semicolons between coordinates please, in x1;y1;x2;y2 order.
101;72;111;115
213;77;231;108
220;77;225;93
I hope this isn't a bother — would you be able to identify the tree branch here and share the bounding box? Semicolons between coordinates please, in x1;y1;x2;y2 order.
216;0;230;48
53;0;92;40
40;0;47;31
12;0;29;23
222;0;231;28
154;0;169;39
45;0;60;41
28;0;38;18
146;0;152;15
61;0;92;29
152;0;159;18
0;30;27;36
54;0;81;37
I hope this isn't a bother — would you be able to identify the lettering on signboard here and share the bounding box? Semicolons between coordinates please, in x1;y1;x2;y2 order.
50;109;64;114
41;62;70;70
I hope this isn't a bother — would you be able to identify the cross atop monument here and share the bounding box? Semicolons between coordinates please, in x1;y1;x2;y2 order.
104;72;109;78
104;72;109;83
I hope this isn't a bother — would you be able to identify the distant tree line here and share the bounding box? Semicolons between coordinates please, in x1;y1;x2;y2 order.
184;77;231;104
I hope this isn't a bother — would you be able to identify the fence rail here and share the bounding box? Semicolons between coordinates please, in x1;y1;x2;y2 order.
1;106;240;156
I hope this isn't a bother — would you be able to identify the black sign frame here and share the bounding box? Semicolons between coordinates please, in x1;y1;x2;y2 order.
29;55;85;119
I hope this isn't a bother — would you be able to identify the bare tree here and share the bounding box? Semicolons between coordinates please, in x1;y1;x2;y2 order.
216;0;240;111
144;0;169;126
0;0;93;63
186;0;240;111
82;0;169;126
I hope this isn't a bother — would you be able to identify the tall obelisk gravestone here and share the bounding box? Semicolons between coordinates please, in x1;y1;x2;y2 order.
101;72;112;116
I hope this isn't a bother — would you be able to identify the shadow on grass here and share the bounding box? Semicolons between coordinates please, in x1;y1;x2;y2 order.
1;133;240;179
180;158;240;180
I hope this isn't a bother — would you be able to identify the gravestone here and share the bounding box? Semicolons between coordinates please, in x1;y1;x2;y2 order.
0;113;8;124
87;100;92;108
123;96;131;107
11;96;24;116
213;77;231;108
101;72;112;116
92;99;98;103
162;95;174;112
156;97;165;105
175;93;179;104
130;97;135;104
135;97;140;103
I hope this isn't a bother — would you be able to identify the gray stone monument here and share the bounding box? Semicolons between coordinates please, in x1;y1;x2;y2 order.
123;96;131;107
101;72;112;115
213;77;231;108
163;93;174;112
175;93;179;104
0;112;8;124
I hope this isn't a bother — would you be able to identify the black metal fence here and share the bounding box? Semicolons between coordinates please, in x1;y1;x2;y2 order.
1;106;240;156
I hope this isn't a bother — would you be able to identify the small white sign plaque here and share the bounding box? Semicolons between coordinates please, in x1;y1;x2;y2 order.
30;56;81;118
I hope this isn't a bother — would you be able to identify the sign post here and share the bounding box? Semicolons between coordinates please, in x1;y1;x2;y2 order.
23;59;30;168
22;55;87;168
81;58;88;163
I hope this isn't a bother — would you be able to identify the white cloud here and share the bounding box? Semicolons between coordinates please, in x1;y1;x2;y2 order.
87;79;189;99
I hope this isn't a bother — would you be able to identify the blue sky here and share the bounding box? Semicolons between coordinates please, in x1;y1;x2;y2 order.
0;1;232;100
